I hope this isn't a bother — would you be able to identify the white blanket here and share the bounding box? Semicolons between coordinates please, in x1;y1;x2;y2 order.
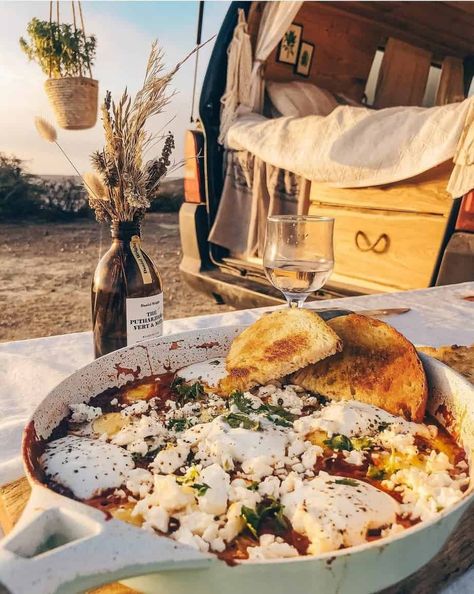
226;98;474;195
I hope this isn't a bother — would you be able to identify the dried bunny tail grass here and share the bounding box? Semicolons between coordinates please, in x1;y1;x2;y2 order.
35;117;57;143
83;172;108;200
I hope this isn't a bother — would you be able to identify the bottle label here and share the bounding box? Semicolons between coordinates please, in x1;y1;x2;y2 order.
126;293;163;346
130;236;153;285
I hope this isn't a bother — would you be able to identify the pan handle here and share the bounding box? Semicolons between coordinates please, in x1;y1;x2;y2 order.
0;485;214;594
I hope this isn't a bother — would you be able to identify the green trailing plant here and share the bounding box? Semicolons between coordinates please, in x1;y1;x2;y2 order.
19;17;96;78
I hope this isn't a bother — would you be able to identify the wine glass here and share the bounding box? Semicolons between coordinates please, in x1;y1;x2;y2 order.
263;215;334;308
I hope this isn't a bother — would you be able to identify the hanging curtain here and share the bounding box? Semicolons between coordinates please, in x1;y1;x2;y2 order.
218;1;303;145
218;9;252;145
247;1;303;113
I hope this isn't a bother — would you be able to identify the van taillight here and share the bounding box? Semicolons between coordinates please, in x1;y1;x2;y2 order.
184;129;205;204
456;191;474;232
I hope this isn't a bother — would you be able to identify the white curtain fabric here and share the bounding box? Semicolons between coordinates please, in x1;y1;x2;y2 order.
247;1;303;113
218;1;303;145
218;9;252;145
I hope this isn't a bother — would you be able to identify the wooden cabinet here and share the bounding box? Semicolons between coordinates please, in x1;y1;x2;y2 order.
308;161;455;293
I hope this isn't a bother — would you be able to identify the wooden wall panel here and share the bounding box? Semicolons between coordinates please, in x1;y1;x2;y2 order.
263;2;382;101
436;56;465;105
374;39;432;108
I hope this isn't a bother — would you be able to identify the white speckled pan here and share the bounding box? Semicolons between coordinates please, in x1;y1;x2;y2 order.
0;325;472;594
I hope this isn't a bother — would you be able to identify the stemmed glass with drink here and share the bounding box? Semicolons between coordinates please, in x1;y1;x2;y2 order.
263;215;335;308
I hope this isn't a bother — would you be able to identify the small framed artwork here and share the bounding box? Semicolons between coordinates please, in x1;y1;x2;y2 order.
277;23;303;65
295;41;315;77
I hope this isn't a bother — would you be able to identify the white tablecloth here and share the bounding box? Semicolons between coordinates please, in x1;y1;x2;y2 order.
0;282;473;592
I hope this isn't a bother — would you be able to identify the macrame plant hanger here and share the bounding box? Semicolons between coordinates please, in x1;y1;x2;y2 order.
44;0;98;130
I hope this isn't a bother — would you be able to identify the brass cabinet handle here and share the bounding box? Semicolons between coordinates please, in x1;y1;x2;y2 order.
355;231;390;254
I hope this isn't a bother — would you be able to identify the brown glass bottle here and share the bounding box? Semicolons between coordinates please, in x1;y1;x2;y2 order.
91;220;163;358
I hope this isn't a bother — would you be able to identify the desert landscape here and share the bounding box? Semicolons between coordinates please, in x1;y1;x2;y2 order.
0;211;234;343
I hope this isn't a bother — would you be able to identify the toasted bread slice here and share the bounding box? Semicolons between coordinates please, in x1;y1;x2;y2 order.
417;344;474;384
292;314;428;422
219;308;342;394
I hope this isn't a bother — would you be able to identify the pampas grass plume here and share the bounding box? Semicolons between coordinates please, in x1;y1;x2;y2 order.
83;172;108;200
35;117;57;143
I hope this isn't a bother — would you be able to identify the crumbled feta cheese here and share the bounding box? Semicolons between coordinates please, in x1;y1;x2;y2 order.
152;442;191;474
378;428;418;456
172;527;209;552
142;506;169;533
126;468;154;498
241;456;274;481
112;414;168;450
247;534;299;560
343;449;366;466
266;385;303;415
121;400;149;417
229;480;262;508
219;502;245;542
301;444;322;469
69;403;102;423
258;476;281;499
383;465;467;521
146;475;195;513
198;463;230;515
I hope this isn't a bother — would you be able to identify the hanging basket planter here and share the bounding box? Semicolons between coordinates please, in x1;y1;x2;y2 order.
20;1;98;131
44;76;98;130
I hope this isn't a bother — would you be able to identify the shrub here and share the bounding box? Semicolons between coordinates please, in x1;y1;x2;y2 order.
149;178;184;212
40;179;89;219
0;154;43;219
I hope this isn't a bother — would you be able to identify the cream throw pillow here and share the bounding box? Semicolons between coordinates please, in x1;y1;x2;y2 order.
266;81;338;118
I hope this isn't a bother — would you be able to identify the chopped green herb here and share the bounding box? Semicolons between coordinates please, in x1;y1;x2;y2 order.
229;391;254;414
209;360;221;366
191;483;210;496
224;412;260;431
166;418;191;432
131;446;161;463
266;414;293;428
171;377;205;407
240;506;260;538
247;481;259;491
263;404;297;422
240;498;289;539
324;434;353;451
366;465;387;480
228;393;297;428
335;478;359;487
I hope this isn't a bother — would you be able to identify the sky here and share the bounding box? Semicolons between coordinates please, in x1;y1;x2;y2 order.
0;0;230;175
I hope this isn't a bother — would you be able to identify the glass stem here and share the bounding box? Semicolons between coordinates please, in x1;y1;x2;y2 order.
286;295;307;308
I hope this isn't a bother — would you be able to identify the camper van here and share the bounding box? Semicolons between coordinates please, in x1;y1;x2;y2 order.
179;1;474;308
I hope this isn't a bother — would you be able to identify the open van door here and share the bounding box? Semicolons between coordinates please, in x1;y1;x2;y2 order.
179;1;474;308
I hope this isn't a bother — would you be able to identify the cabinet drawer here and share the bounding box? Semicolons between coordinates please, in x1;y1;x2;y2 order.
309;161;453;215
309;205;448;290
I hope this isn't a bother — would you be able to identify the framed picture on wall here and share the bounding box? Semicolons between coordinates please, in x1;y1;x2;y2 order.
295;41;315;77
277;23;303;65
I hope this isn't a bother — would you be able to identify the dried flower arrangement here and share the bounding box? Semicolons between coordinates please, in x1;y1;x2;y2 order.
36;40;203;219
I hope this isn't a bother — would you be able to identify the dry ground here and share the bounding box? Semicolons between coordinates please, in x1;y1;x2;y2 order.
0;213;234;342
